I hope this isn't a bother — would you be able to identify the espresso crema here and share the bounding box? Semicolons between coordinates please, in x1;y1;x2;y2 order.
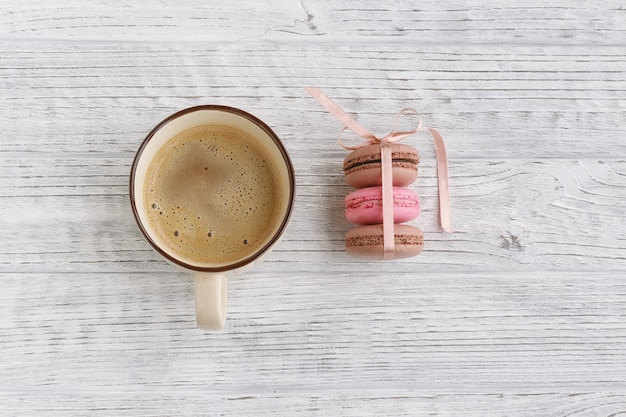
143;125;284;265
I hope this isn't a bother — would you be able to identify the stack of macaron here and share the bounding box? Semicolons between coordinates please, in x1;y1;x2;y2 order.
343;143;424;259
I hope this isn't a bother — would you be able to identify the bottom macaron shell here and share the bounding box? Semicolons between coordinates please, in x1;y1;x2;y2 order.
345;224;424;260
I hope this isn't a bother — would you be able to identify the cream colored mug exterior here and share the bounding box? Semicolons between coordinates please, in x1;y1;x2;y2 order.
130;106;295;331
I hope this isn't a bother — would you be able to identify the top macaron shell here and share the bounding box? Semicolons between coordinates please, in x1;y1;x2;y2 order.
343;143;420;188
345;186;420;225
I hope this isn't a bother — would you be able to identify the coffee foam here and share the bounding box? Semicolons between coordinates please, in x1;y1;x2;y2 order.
143;125;284;266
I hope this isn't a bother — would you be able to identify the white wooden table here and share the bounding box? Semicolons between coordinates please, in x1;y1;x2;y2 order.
2;1;625;415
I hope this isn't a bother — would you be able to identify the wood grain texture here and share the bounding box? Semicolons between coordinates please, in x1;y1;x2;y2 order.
3;391;626;417
1;42;624;158
1;157;625;273
1;0;625;44
2;0;626;415
2;271;626;415
2;271;626;388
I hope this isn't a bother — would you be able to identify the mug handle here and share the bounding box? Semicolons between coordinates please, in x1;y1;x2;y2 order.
194;273;228;330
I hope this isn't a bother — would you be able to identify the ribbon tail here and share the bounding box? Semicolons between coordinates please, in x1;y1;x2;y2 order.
429;128;452;233
305;87;378;142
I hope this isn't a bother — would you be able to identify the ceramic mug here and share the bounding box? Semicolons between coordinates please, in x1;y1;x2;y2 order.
130;105;295;330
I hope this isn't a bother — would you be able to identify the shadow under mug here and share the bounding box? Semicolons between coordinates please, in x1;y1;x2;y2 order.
130;105;295;330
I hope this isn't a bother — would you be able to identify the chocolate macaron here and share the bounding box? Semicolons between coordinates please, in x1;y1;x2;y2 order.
345;224;424;260
343;143;420;188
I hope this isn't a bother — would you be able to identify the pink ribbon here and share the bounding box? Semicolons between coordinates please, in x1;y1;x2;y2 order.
305;87;451;258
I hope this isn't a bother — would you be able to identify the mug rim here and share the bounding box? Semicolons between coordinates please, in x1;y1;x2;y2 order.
129;105;295;272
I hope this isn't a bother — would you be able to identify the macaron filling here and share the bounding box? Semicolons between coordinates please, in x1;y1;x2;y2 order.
344;155;418;172
345;233;424;247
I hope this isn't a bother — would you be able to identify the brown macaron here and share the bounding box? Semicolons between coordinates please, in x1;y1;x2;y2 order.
343;143;420;188
345;224;424;260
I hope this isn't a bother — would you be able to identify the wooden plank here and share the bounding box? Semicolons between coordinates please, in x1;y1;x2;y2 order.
1;42;624;158
2;390;626;416
1;0;624;45
1;271;625;391
0;0;306;42
0;43;626;159
302;1;626;45
1;157;624;272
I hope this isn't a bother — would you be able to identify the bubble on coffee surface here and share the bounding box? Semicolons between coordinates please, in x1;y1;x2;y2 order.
143;124;284;266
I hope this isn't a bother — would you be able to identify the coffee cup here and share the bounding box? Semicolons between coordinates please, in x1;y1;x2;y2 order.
130;105;295;330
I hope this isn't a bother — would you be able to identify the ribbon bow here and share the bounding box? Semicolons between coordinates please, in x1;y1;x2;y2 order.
305;88;451;258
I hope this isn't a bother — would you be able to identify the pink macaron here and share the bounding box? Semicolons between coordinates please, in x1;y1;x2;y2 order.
344;186;420;225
